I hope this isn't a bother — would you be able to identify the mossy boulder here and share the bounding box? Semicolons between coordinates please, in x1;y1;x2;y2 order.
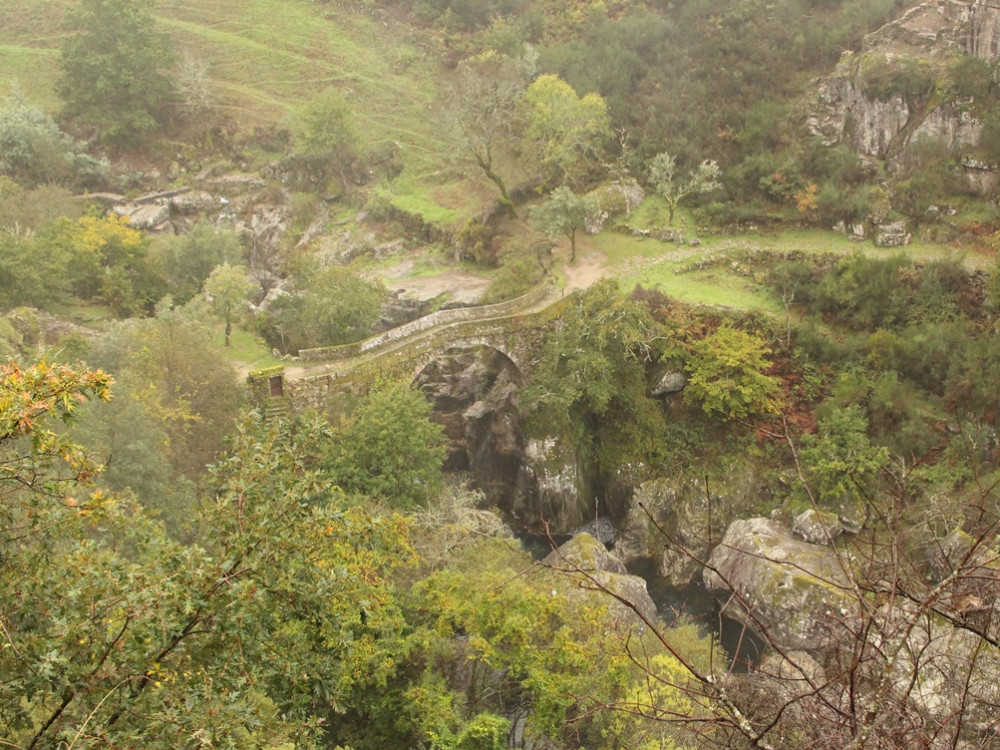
545;533;657;627
703;518;854;651
616;471;765;586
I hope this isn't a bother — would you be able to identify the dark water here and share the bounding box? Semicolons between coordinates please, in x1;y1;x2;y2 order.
631;557;765;672
516;531;572;560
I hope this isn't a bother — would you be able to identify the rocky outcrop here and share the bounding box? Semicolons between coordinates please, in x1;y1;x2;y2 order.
516;436;591;532
417;347;590;533
706;518;1000;741
649;371;686;397
810;0;1000;180
545;533;657;627
703;518;854;651
874;220;911;247
616;471;766;586
94;178;293;264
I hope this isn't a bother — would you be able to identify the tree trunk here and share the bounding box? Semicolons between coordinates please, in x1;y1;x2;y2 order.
475;150;516;217
225;319;232;347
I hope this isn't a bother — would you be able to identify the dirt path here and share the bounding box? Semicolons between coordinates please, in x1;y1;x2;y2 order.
562;243;609;292
374;258;493;304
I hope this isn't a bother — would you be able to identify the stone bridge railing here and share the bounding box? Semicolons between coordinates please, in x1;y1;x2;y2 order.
297;281;552;363
254;292;573;414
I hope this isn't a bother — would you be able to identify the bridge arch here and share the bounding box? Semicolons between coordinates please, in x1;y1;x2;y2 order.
410;343;525;390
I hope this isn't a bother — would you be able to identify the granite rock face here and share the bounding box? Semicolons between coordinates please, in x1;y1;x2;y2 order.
703;518;853;651
810;0;1000;188
416;347;592;534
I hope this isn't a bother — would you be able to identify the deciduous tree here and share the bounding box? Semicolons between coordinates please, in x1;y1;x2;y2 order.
292;89;361;190
84;303;244;481
683;326;782;421
0;89;75;186
298;265;387;349
530;185;597;261
325;380;447;509
517;74;610;188
0;365;413;748
204;262;255;346
525;280;667;475
53;213;165;317
152;221;244;305
647;152;721;224
449;55;527;214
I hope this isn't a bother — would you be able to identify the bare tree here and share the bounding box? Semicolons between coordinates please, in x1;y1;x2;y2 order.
550;414;1000;750
447;56;528;215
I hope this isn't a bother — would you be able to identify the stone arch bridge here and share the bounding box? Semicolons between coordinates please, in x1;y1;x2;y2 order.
247;285;570;415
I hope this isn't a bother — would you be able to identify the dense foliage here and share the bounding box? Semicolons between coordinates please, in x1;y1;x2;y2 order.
7;0;1000;747
58;0;175;143
0;363;718;748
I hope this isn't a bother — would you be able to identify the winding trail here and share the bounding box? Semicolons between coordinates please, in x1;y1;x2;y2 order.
257;227;988;385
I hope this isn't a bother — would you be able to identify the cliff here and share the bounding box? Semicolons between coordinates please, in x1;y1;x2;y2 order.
810;0;1000;188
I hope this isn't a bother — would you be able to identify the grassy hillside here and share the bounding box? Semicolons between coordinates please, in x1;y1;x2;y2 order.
0;0;488;219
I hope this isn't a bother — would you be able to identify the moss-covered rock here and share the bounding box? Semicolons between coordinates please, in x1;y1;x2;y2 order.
703;518;854;651
616;470;765;586
545;533;657;627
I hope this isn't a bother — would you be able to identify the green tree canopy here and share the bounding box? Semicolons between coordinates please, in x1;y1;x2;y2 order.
204;261;255;346
258;264;387;353
517;74;610;188
799;405;888;528
84;303;244;482
57;0;175;143
152;221;244;305
525;280;667;473
0;364;412;748
324;380;447;509
0;89;76;186
530;185;598;261
292;89;361;190
683;326;782;421
47;213;166;317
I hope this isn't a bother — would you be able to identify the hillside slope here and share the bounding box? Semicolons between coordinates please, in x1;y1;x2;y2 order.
0;0;493;219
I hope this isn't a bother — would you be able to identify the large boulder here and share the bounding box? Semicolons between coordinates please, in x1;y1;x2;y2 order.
545;533;657;627
703;518;854;651
616;471;765;586
571;517;617;546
